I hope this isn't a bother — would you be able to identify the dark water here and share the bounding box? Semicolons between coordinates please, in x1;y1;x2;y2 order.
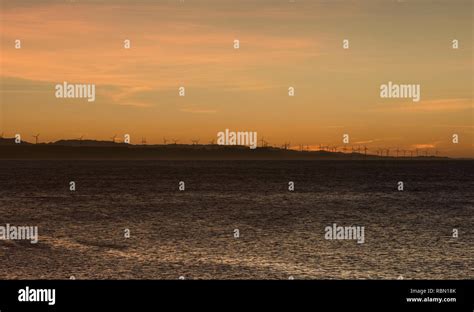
0;160;472;279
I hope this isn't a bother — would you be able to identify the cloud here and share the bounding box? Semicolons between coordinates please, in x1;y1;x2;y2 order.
0;1;320;91
411;143;436;149
373;98;473;113
353;139;382;144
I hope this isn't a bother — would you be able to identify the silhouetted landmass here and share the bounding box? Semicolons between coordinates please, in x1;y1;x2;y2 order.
0;138;452;160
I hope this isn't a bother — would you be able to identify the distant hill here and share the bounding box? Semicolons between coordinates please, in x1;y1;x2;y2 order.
0;138;452;160
0;138;32;145
52;139;127;147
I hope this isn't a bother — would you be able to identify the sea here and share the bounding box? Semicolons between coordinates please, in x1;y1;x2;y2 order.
0;160;472;279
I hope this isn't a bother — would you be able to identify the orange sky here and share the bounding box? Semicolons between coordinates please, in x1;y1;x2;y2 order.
0;0;472;157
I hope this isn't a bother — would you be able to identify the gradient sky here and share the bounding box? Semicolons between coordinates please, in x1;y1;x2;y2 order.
1;0;472;157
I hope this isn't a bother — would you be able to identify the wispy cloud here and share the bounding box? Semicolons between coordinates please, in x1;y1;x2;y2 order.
411;143;436;149
353;139;383;144
372;98;473;113
0;2;320;91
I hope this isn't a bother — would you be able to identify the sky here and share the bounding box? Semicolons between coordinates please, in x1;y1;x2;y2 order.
0;0;472;157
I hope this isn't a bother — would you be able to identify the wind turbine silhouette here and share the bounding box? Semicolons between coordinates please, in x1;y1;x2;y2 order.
342;146;347;153
395;148;400;157
172;139;179;144
363;146;368;155
32;134;40;144
110;135;117;143
141;137;147;144
209;139;215;145
163;137;168;145
191;138;200;145
76;135;84;145
386;148;390;157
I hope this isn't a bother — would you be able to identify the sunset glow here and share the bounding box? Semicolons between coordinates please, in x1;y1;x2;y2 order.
1;0;472;157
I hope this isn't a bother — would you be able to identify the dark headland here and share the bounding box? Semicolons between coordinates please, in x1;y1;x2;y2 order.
0;138;451;160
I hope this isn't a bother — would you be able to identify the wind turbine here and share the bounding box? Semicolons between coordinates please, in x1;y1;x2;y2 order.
363;146;368;156
111;134;117;143
141;137;147;144
402;150;406;157
410;150;414;157
395;148;400;157
32;133;40;144
386;148;390;157
342;146;347;153
172;139;179;145
76;135;84;145
163;137;168;145
191;138;200;145
209;139;215;145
